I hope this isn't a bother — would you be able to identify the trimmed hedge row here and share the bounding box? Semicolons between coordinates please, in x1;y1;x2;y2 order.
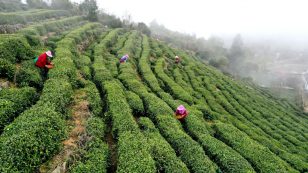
49;23;101;87
139;35;163;93
154;58;193;104
172;67;194;94
139;117;190;173
18;16;84;46
141;93;218;173
188;65;307;170
70;78;107;172
103;80;156;173
103;80;139;135
74;54;93;80
15;59;43;88
111;31;130;54
93;29;122;83
126;91;144;115
214;123;297;173
196;64;307;150
0;22;101;171
71;137;108;173
0;78;72;172
118;62;149;94
0;104;66;172
201;73;308;171
37;78;73;113
92;31;157;172
175;53;306;172
117;31;141;67
149;38;163;58
82;80;103;117
0;59;15;79
184;109;255;173
116;35;218;172
0;86;38;131
0;34;34;63
202;72;306;144
71;117;108;173
117;131;156;173
0;9;72;25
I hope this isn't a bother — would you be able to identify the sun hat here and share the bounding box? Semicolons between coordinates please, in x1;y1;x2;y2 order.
46;50;53;57
177;105;186;114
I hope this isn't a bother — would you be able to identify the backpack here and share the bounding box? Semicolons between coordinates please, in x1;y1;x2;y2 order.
33;57;38;63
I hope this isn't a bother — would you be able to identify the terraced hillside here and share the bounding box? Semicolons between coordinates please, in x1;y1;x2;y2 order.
0;13;307;173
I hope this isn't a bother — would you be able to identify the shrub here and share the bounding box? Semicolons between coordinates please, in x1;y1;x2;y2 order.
214;122;295;173
139;35;163;93
0;35;34;63
0;87;38;131
71;138;109;173
117;131;156;173
15;60;43;88
0;10;72;25
0;99;15;131
139;117;189;172
154;58;193;104
37;78;73;114
0;59;15;79
155;114;218;173
0;104;66;172
103;80;138;135
184;110;255;173
82;81;103;117
126;91;144;114
71;117;108;173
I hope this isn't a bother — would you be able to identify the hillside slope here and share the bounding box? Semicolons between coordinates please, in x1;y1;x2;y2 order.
0;17;307;173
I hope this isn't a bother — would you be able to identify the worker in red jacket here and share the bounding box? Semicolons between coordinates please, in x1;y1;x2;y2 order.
35;50;54;79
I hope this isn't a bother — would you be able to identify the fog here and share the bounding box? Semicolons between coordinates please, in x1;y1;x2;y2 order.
69;0;308;90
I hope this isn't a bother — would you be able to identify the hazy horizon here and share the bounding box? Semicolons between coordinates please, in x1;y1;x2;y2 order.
69;0;308;42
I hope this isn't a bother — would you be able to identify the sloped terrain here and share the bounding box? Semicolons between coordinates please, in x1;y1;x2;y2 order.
0;12;307;173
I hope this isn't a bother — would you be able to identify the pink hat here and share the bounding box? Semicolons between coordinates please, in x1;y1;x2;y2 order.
46;50;53;57
177;105;186;114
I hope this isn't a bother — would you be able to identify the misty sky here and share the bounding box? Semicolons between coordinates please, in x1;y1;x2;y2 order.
70;0;308;39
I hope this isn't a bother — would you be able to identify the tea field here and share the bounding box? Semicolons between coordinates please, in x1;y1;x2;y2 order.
0;9;307;173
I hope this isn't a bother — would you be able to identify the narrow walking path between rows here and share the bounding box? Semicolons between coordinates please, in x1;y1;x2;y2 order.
39;90;90;173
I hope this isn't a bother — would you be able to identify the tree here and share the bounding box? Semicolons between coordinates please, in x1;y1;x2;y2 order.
51;0;73;10
0;0;27;12
229;34;245;61
136;22;151;36
80;0;98;21
228;34;246;75
122;11;133;28
98;11;123;28
26;0;47;8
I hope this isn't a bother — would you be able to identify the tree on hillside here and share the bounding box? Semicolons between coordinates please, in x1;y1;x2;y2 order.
229;34;245;61
80;0;98;21
98;11;123;28
228;34;246;75
122;11;133;28
136;22;151;36
26;0;47;8
0;0;27;12
51;0;73;10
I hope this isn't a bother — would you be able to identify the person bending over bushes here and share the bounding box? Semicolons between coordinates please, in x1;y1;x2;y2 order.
175;105;188;121
35;50;54;80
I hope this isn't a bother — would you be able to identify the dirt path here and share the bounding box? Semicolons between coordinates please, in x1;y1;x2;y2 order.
39;90;90;173
106;126;117;173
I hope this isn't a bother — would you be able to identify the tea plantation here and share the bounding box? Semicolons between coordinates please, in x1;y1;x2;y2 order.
0;9;307;173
